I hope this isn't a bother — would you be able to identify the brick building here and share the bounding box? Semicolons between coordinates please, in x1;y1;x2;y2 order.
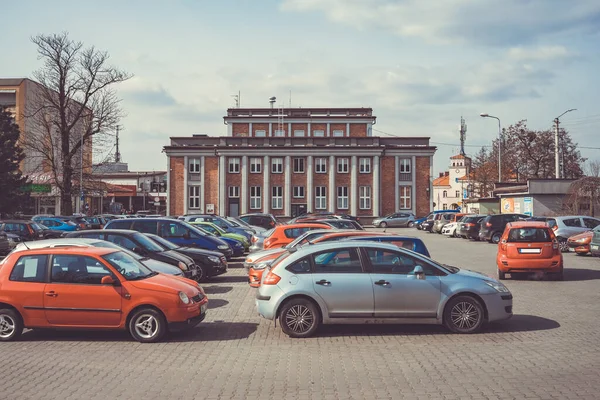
164;107;436;221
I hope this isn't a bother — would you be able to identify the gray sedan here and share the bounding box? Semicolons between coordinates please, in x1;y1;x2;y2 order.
256;241;513;338
373;213;415;228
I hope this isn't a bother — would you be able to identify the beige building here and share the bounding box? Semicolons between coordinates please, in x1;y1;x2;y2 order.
432;154;472;211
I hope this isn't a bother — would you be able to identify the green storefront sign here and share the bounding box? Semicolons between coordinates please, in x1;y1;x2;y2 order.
22;184;52;193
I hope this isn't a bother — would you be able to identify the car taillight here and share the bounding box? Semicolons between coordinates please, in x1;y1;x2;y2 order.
552;225;558;231
466;223;474;227
251;236;258;243
27;225;35;236
486;222;492;227
552;240;558;250
263;271;281;285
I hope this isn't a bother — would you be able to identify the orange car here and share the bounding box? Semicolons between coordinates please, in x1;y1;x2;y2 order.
248;230;383;287
567;231;593;255
496;221;563;281
0;247;208;342
262;223;332;250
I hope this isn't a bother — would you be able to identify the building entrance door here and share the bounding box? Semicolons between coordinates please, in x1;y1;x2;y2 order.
228;199;240;217
291;204;307;218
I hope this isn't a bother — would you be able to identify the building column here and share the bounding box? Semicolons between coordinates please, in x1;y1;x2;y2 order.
411;156;416;215
429;156;434;212
200;156;206;213
373;155;380;217
166;156;171;214
326;122;331;137
351;156;358;215
284;156;291;216
307;122;311;137
183;156;188;214
307;156;313;212
227;124;232;137
263;155;270;212
394;156;400;212
346;123;350;137
241;156;248;214
288;122;292;137
268;123;272;137
329;155;335;211
249;123;253;137
219;155;226;215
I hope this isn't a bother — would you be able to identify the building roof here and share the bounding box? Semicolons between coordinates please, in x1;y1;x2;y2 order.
433;175;450;186
450;154;470;160
0;78;26;86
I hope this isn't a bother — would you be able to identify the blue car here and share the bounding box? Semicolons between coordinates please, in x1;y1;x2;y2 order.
179;215;253;240
347;235;431;258
32;217;78;232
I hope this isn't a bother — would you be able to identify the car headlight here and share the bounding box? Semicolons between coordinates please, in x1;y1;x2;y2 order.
178;291;190;304
234;241;243;248
218;245;229;250
484;280;510;293
254;261;272;270
208;255;220;263
178;261;188;271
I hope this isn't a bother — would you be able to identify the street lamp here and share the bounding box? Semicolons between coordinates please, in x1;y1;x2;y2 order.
480;113;502;182
554;109;576;179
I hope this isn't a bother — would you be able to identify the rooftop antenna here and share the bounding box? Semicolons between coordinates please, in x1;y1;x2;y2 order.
289;90;292;108
269;96;276;109
459;117;467;156
115;125;121;163
231;91;240;108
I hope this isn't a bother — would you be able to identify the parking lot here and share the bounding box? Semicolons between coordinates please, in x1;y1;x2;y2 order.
1;228;600;400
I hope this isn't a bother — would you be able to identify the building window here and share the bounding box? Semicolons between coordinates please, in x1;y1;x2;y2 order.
255;130;266;137
189;158;200;173
337;186;348;210
315;158;327;174
333;130;344;137
293;186;305;198
443;203;448;210
228;158;240;173
443;190;447;198
274;129;285;137
188;186;201;209
400;186;412;209
228;186;239;198
399;158;411;173
315;186;327;210
359;186;371;210
271;157;283;173
293;130;305;137
250;157;262;173
272;186;283;209
359;158;371;173
313;130;325;137
455;190;460;198
250;186;261;209
337;158;349;173
293;158;305;173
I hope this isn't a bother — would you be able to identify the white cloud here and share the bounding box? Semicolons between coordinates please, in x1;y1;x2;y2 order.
507;46;572;61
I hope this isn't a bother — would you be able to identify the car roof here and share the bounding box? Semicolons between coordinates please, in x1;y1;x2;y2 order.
507;221;549;228
73;229;139;235
9;246;116;256
0;220;33;223
239;213;274;217
279;222;331;229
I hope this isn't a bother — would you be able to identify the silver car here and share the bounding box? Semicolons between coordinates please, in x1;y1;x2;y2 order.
249;228;275;253
373;212;415;228
256;241;513;338
545;216;600;252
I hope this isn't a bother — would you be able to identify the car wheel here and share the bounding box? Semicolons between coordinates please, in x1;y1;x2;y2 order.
444;296;485;334
195;265;208;283
128;308;167;343
379;222;387;228
497;269;506;280
0;308;23;342
279;298;320;338
416;225;422;230
491;232;502;244
407;221;415;228
558;238;569;253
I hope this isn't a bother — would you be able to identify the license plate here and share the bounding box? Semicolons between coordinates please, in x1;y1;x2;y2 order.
518;248;541;254
201;303;207;313
592;245;599;250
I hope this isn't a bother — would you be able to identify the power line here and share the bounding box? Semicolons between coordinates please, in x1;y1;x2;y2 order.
372;128;492;148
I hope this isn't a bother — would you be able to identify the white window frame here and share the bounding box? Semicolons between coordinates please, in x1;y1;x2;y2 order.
315;186;327;210
271;157;283;173
400;186;412;210
274;129;285;137
271;186;283;209
293;158;305;173
293;130;305;137
332;130;344;137
315;158;327;174
250;186;261;210
228;158;240;173
313;130;325;137
359;158;371;174
189;158;201;173
337;158;349;173
399;158;411;173
228;186;239;198
337;186;349;210
255;130;266;137
250;157;262;174
293;186;305;198
359;186;371;210
455;190;460;198
188;185;201;209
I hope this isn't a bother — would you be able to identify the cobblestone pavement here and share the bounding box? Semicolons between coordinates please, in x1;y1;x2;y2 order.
1;228;600;399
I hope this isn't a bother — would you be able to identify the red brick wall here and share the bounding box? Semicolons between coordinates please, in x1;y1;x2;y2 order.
334;157;351;212
291;123;308;137
169;157;184;216
252;123;268;136
415;156;432;217
291;157;307;204
225;157;242;206
248;158;263;212
330;123;346;136
381;156;396;216
270;122;288;137
232;123;249;137
350;123;367;137
311;123;326;137
204;156;219;214
357;157;373;215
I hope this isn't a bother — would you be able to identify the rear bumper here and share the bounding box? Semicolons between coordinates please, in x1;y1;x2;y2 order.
248;267;265;287
590;245;600;256
497;255;563;273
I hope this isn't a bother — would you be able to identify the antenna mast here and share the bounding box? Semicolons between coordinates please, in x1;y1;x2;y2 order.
231;91;240;108
115;126;121;163
459;117;467;156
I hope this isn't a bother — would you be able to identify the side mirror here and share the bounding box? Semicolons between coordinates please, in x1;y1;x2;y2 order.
101;275;116;285
413;265;425;280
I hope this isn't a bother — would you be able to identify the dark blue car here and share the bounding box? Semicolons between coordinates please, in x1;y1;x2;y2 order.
179;215;253;240
347;235;431;258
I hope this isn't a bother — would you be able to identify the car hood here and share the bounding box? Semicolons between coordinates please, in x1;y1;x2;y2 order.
454;268;496;282
246;247;287;263
129;273;198;295
568;231;593;242
224;233;248;243
177;247;223;257
160;250;195;266
141;258;183;275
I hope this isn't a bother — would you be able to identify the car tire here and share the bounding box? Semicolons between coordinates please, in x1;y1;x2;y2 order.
379;222;387;228
279;298;320;338
407;221;415;228
128;308;167;343
443;295;485;334
558;238;569;253
0;308;23;342
497;269;506;280
491;232;502;244
416;225;422;230
195;265;208;283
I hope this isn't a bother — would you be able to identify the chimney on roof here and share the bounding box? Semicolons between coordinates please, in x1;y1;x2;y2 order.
445;171;449;176
439;172;443;178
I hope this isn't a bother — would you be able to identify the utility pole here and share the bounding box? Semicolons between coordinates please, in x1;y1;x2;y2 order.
554;109;576;179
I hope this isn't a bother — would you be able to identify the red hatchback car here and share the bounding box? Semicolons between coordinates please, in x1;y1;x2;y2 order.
0;247;208;342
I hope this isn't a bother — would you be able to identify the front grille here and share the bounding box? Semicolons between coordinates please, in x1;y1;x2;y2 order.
501;294;513;300
505;306;513;314
191;293;205;303
220;256;226;264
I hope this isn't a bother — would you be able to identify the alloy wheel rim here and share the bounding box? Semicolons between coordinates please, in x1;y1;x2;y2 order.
285;305;314;334
0;314;16;338
134;314;159;339
559;241;569;252
450;302;481;330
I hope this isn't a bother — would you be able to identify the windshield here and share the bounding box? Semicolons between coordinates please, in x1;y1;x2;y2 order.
92;241;144;260
132;232;165;252
148;235;179;250
102;251;155;280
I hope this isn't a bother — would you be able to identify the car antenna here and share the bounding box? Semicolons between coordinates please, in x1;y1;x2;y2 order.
22;241;30;250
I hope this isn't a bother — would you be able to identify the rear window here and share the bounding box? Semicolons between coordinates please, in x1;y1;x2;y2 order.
463;216;478;223
562;218;582;227
107;220;131;229
507;228;552;243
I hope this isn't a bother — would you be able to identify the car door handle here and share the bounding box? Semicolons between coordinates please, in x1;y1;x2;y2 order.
45;291;58;297
315;279;331;286
374;280;390;286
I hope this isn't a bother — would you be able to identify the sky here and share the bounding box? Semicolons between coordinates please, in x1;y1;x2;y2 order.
2;0;600;176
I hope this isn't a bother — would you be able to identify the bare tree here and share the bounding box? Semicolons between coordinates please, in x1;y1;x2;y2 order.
584;159;600;177
22;32;131;215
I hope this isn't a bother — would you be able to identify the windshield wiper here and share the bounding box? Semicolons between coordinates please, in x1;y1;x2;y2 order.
129;271;158;281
